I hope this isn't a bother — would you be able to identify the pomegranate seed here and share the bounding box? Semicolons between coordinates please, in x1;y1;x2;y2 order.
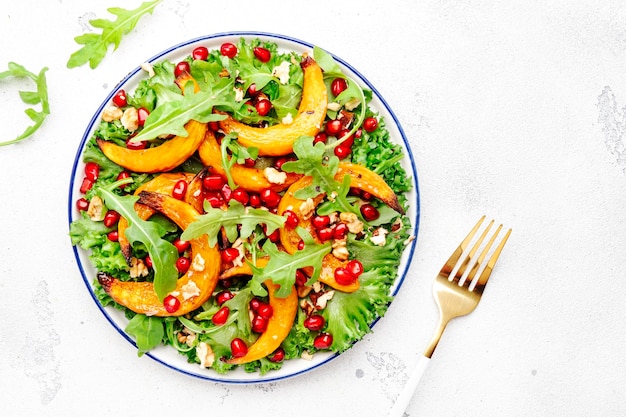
346;259;364;277
333;223;348;240
337;129;354;147
247;83;258;97
172;179;187;200
295;269;308;286
221;247;240;263
230;188;249;205
331;78;348;96
260;188;281;208
137;107;150;127
360;191;373;201
103;210;120;228
107;231;119;242
317;227;334;242
163;295;181;313
220;42;238;58
360;203;380;221
243;158;256;167
334;267;357;285
173;238;190;253
249;193;261;208
174;61;190;77
312;214;331;230
325;119;342;135
145;255;153;268
256;302;273;320
204;191;224;208
203;174;225;191
84;162;100;181
313;132;327;145
79;177;94;194
313;333;333;349
231;338;248;358
176;257;191;274
76;198;89;211
304;314;325;331
112;89;127;107
216;290;234;305
249;298;261;311
126;138;147;150
208;121;220;132
251;315;268;333
266;228;280;242
268;347;285;362
253;46;271;63
334;144;351;159
297;240;305;250
212;306;230;325
117;170;131;183
255;99;272;116
363;116;378;132
284;210;299;228
221;183;232;202
192;46;209;61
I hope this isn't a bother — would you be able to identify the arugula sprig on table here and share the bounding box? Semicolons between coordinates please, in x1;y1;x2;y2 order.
0;63;50;147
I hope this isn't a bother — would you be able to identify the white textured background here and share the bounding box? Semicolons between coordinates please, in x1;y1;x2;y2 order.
1;1;626;416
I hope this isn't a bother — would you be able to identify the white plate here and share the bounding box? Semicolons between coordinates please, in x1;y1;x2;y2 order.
68;31;420;384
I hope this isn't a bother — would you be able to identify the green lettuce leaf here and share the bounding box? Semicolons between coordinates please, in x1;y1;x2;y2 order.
125;314;165;356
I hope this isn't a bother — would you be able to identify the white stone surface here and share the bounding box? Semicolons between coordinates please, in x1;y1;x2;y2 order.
1;1;626;416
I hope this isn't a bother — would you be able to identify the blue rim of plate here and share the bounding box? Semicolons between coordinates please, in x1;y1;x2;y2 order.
68;31;420;384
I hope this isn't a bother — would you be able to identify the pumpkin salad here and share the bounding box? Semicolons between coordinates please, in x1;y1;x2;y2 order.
70;38;413;375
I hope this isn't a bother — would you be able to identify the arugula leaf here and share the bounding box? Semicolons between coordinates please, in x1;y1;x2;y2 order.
67;0;162;69
181;200;285;247
125;314;164;356
250;228;331;298
96;179;178;301
0;63;50;146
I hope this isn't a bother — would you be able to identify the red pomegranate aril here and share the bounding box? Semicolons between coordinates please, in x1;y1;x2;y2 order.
84;162;100;181
360;203;380;221
243;157;256;167
313;132;327;145
117;170;131;183
312;214;331;230
221;183;232;202
333;223;348;240
304;314;325;331
249;193;261;208
268;347;285;363
76;198;89;212
79;177;94;194
216;290;234;306
266;228;280;242
208;121;220;132
297;240;305;250
163;295;181;313
249;298;261;312
334;267;357;285
331;78;348;97
253;46;271;63
313;333;333;349
107;231;119;242
192;46;209;61
325;119;342;135
247;83;258;97
204;191;224;208
346;259;364;277
144;255;153;268
337;129;354;147
174;61;190;77
103;210;120;228
256;302;273;320
363;116;378;132
255;98;272;116
212;306;230;325
334;144;351;159
137;107;150;127
284;210;299;228
203;174;225;191
221;247;240;264
220;42;238;59
231;338;248;358
172;179;188;200
360;191;373;201
259;188;281;208
295;269;308;286
173;238;190;253
274;156;293;170
112;89;127;107
251;315;268;333
176;257;191;274
317;227;334;242
126;138;147;150
231;188;249;205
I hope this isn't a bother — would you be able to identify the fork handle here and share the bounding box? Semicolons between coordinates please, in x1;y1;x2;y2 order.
388;355;431;417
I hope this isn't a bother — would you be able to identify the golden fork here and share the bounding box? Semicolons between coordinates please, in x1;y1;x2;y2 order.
389;216;511;417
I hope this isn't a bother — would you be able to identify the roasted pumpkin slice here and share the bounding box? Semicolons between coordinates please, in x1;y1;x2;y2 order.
117;172;194;261
198;128;301;192
219;55;327;157
220;259;298;365
98;192;221;317
97;119;208;173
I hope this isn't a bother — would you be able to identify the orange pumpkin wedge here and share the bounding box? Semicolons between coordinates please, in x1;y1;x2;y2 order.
220;258;298;365
219;55;327;156
96;119;208;173
98;192;221;317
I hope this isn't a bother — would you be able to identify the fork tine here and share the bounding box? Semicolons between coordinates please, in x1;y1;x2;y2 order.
440;215;485;279
474;227;512;290
454;219;494;282
465;223;503;288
